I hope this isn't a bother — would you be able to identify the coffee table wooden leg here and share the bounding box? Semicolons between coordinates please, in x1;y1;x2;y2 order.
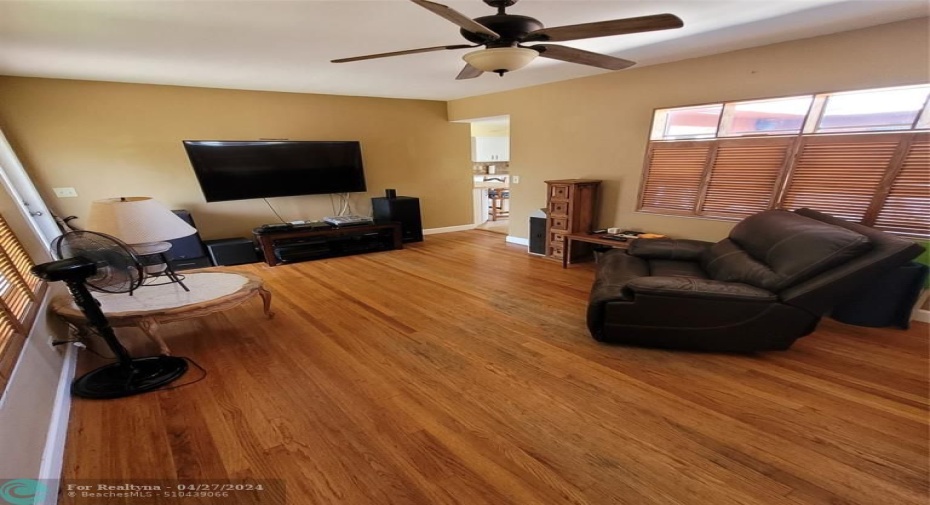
138;318;170;355
258;286;275;318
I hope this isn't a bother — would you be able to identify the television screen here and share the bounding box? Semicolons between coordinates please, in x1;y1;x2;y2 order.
183;140;367;202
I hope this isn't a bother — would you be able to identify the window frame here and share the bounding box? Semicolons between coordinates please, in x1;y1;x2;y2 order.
637;85;930;239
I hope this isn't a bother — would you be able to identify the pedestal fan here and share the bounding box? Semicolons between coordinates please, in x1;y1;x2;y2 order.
32;231;188;399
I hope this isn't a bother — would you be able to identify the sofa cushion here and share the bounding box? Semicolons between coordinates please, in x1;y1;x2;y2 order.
702;239;783;290
629;238;713;261
703;210;873;292
648;259;709;279
622;276;777;302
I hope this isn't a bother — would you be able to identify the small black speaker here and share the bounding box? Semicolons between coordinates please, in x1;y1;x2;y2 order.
385;189;397;199
204;238;259;266
371;196;423;243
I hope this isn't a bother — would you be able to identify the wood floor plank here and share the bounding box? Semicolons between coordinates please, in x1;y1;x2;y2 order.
60;230;929;504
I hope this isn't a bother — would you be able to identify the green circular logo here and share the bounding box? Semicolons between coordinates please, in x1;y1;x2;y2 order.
0;480;47;505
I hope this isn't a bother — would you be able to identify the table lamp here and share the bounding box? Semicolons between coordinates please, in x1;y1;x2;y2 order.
86;197;197;289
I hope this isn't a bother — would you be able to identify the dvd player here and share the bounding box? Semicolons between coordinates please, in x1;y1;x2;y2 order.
323;215;374;226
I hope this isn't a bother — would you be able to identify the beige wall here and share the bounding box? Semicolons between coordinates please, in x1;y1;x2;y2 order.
0;78;472;239
0;19;927;243
449;18;930;241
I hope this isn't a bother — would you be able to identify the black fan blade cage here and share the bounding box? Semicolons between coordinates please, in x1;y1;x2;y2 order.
51;231;144;293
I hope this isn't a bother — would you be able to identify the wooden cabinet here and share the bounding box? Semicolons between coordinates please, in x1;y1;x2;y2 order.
253;223;402;266
471;136;510;162
544;179;600;261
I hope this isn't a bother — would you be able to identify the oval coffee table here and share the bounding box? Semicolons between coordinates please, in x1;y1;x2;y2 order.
51;271;274;355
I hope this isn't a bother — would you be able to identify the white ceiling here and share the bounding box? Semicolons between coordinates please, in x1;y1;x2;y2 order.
0;1;927;101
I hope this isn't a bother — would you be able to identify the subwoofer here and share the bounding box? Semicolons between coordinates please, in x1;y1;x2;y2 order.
371;196;423;243
165;210;211;270
529;217;546;255
204;238;259;266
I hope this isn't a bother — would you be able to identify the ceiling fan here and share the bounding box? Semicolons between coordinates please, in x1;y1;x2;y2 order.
332;0;684;80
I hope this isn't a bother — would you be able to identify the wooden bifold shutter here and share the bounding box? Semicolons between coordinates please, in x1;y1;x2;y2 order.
639;142;711;213
699;137;793;218
779;133;903;223
872;137;930;239
0;213;43;391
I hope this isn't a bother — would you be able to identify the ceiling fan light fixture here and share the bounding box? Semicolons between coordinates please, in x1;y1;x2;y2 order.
462;47;538;75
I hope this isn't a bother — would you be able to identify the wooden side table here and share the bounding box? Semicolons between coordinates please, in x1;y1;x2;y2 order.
51;271;274;355
562;232;632;268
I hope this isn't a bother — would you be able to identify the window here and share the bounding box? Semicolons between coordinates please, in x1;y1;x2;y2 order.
639;84;930;239
0;213;44;393
816;87;928;133
720;96;813;137
650;104;722;140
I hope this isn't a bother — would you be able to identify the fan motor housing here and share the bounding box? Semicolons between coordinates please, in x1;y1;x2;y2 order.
483;0;518;7
461;14;544;46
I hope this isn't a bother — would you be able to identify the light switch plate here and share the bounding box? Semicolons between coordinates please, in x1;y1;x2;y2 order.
512;175;520;184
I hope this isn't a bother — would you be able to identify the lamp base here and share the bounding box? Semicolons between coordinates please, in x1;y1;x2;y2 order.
71;356;188;399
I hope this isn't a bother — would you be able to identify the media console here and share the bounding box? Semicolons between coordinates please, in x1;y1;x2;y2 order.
253;222;402;267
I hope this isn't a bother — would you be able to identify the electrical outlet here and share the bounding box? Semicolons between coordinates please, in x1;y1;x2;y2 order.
53;187;78;198
512;175;520;184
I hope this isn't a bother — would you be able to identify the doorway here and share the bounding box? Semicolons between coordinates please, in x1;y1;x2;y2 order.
468;116;510;236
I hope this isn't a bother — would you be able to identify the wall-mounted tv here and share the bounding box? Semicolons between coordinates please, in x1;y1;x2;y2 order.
183;140;367;202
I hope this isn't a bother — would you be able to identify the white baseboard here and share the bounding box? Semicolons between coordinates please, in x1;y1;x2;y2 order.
423;224;477;235
914;309;930;324
506;236;529;246
37;344;77;504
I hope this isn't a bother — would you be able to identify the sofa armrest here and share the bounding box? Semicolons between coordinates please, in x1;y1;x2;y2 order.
629;239;714;261
622;276;777;302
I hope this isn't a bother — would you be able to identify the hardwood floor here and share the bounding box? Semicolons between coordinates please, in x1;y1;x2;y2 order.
61;230;929;505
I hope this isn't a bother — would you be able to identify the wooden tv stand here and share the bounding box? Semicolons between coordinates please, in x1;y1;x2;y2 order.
253;222;402;267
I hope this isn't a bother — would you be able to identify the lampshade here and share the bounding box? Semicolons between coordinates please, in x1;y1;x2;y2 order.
86;197;196;245
462;47;538;74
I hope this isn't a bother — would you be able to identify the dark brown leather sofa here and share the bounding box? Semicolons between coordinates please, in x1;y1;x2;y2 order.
587;208;924;352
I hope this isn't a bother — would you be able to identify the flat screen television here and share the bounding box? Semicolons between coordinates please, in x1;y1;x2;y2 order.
183;140;367;202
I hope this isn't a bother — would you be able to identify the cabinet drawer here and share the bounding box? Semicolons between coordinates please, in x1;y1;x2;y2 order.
549;217;568;231
549;201;569;217
549;185;572;201
550;231;565;244
549;242;564;258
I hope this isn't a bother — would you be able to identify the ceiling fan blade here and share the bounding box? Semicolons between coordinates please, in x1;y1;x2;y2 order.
332;44;476;63
456;64;483;80
530;44;636;71
524;13;683;42
410;0;500;39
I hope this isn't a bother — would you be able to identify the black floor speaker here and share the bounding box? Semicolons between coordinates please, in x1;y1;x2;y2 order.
204;238;260;266
529;217;546;255
371;196;423;243
165;210;211;270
